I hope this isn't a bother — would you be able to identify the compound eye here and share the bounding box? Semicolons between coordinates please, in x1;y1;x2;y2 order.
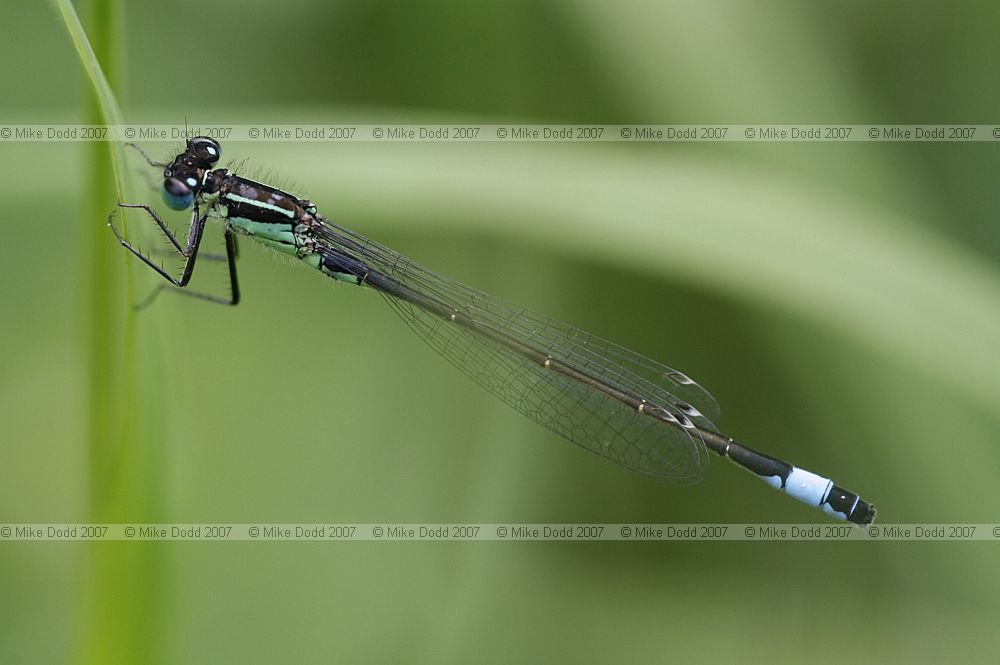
188;136;222;165
161;177;194;210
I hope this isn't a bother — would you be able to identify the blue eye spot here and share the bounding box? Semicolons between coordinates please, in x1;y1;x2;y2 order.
161;178;194;210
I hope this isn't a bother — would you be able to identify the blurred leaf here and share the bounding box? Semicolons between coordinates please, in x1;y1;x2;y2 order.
268;136;1000;414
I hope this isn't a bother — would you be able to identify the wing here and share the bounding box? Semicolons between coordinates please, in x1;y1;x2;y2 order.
315;218;719;483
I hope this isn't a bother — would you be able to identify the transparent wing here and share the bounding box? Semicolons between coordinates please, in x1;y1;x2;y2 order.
315;218;719;483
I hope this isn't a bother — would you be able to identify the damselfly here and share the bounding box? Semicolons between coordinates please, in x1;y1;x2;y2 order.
109;137;876;524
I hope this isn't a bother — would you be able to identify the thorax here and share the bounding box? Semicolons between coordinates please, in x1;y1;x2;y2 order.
203;172;318;257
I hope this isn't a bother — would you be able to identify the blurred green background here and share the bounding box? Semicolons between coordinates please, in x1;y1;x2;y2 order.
2;0;1000;662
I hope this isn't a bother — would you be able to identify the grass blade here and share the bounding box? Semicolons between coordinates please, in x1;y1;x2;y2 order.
52;1;167;663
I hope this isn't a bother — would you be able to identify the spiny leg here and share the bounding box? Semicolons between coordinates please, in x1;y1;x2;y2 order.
108;200;206;286
116;202;187;255
134;231;241;310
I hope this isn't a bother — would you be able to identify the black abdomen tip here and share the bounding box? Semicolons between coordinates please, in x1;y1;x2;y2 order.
827;484;877;525
849;500;877;526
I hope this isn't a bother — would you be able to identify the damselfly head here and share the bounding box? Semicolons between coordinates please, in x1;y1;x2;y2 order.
159;137;223;210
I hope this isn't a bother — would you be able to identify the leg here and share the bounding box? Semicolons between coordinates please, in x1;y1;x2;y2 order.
223;230;241;303
115;202;188;255
109;200;207;286
150;231;238;262
126;142;168;168
134;230;241;310
125;143;166;193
